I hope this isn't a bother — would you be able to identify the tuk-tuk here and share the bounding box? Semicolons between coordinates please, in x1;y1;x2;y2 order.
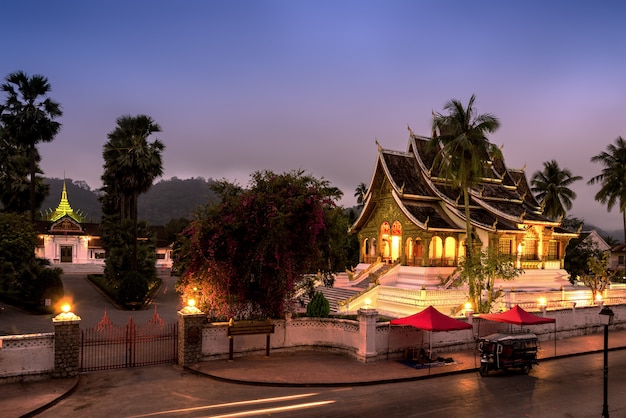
478;332;538;376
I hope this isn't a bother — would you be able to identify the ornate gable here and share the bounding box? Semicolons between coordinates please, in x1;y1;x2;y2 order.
50;216;83;234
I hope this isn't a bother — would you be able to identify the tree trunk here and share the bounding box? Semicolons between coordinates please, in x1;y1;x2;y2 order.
622;208;625;250
132;191;138;272
29;144;36;222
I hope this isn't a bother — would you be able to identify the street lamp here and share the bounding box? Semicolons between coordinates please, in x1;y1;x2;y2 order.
599;306;614;418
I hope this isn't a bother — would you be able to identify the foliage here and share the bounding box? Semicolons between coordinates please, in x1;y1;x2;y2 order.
455;247;522;313
101;218;157;304
428;94;501;260
306;291;330;318
0;71;62;221
588;136;626;245
530;160;582;220
0;213;38;291
101;114;164;223
564;235;604;283
354;182;368;209
175;170;347;320
0;213;63;309
100;114;164;307
18;258;64;306
581;252;613;302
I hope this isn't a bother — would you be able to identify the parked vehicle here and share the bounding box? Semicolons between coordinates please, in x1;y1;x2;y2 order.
478;332;538;376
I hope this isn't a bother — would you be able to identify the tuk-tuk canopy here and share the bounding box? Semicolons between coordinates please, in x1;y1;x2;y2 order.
480;332;538;343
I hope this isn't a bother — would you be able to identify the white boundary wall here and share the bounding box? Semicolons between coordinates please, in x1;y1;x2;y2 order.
0;333;54;381
200;305;626;362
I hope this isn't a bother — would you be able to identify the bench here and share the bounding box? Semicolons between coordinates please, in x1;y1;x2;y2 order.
227;319;275;361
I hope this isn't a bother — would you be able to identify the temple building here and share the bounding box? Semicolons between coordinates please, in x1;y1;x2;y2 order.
34;181;172;269
349;131;578;290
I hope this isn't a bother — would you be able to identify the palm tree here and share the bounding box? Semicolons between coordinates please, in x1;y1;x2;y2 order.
588;136;626;245
0;71;62;221
354;182;368;209
102;114;165;271
428;94;501;260
530;160;582;220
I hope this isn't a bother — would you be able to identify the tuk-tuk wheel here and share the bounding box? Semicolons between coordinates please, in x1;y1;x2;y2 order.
521;364;531;374
479;364;489;377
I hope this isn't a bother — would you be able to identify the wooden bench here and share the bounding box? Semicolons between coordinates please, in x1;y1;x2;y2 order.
227;319;275;361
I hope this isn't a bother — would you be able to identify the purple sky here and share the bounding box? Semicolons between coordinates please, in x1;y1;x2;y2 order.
3;1;626;232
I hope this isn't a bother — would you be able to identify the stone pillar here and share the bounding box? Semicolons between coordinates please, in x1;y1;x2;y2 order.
357;307;378;363
52;310;81;378
177;305;206;366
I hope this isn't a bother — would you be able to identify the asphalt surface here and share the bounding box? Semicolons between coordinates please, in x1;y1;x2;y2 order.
4;328;626;418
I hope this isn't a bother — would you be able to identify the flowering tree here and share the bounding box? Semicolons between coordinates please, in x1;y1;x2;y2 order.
175;170;346;320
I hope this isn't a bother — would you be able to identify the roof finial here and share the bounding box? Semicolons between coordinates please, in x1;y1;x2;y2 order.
375;138;381;152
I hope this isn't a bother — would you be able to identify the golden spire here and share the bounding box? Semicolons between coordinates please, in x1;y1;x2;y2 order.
50;180;84;222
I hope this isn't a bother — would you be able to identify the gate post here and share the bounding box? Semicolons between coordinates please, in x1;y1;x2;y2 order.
52;305;81;378
177;302;206;366
356;306;378;363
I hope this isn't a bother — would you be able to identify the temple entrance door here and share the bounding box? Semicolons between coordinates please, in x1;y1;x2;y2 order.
60;245;73;263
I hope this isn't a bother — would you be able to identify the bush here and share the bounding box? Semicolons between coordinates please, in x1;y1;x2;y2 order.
306;291;330;318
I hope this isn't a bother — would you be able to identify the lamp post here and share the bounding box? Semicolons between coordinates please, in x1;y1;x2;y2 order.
599;306;614;418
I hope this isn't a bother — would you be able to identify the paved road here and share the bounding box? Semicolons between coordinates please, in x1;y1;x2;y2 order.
37;351;626;417
0;271;182;336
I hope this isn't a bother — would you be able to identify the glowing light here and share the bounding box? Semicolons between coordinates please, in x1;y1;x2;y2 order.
61;303;71;313
596;294;603;301
464;302;472;311
188;298;196;307
365;298;371;307
538;297;547;307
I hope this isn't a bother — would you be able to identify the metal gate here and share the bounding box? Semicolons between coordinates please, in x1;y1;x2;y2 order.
81;308;178;372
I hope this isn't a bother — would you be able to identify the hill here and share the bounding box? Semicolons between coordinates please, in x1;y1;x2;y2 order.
41;177;218;225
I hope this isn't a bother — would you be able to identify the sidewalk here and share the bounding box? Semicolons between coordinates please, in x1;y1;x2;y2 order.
4;329;626;417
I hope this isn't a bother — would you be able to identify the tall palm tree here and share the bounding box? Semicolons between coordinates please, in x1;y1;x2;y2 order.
0;71;62;221
354;182;368;209
102;114;165;270
428;94;501;260
530;160;582;220
588;136;626;245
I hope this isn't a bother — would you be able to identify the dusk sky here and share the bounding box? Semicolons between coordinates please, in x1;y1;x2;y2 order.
3;1;626;233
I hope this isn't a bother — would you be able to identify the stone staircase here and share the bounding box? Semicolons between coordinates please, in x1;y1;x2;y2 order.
53;263;104;274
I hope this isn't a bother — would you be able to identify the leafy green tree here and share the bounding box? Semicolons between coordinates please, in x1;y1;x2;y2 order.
530;160;582;220
582;252;613;302
306;291;330;318
0;71;62;221
428;94;501;260
0;213;63;308
175;170;345;320
564;236;604;284
0;213;37;291
588;136;626;245
101;114;164;305
456;247;522;313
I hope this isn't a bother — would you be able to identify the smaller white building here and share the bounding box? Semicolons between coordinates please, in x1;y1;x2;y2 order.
35;181;173;268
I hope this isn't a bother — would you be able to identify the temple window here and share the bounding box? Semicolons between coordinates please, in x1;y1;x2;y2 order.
547;241;559;260
498;238;513;255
